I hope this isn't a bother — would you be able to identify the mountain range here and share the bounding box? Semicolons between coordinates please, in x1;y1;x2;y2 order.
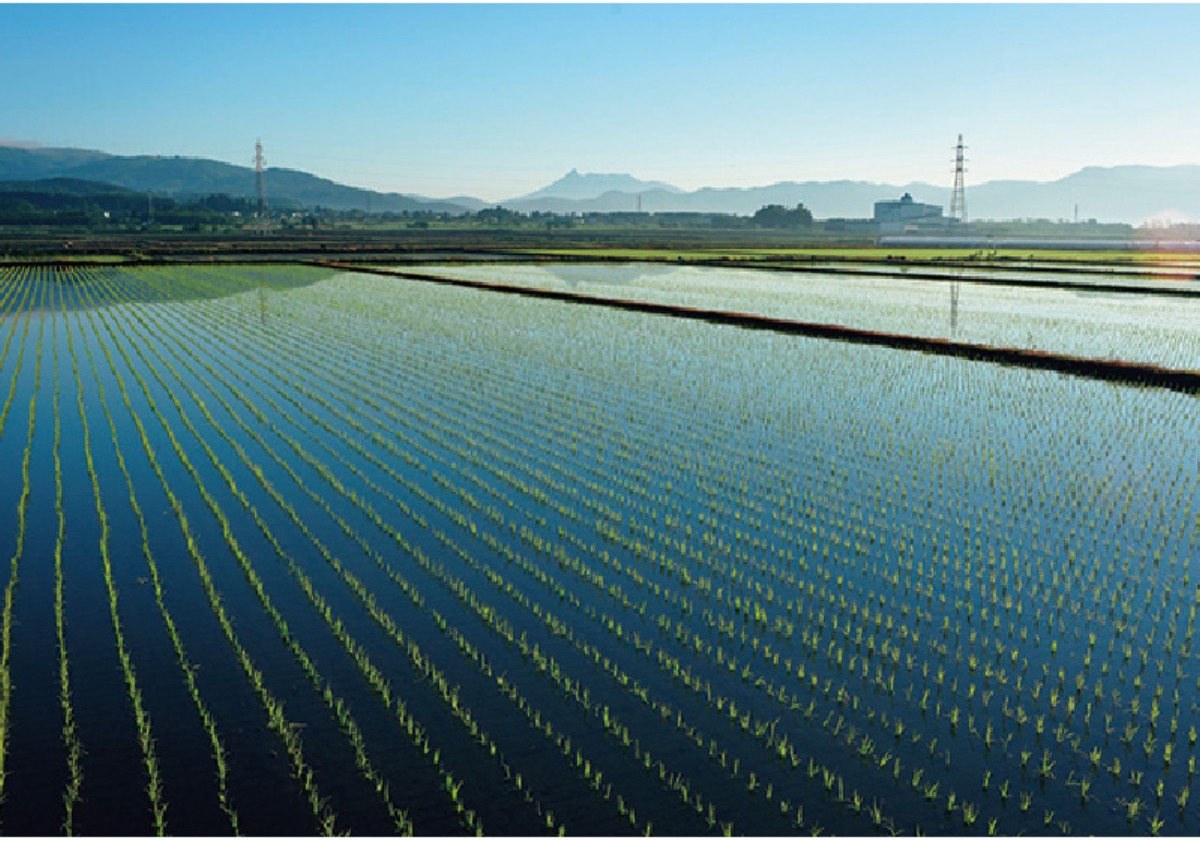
0;144;477;214
502;168;1200;224
2;142;1197;224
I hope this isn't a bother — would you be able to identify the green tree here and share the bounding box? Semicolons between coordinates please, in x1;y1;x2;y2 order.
752;203;813;228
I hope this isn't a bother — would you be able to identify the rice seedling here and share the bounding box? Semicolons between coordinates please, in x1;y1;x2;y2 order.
102;271;672;835
189;278;936;830
49;283;84;834
6;259;1197;836
74;275;340;836
66;292;240;833
0;274;45;813
74;306;170;831
140;289;897;835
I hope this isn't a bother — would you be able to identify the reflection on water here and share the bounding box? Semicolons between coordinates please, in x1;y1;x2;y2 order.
408;261;1200;370
0;264;339;316
503;262;690;289
950;280;960;336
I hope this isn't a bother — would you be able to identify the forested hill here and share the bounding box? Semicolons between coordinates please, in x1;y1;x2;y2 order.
0;176;266;225
0;145;477;214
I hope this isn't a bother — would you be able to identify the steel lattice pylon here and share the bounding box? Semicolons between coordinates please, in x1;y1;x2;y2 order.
950;134;967;224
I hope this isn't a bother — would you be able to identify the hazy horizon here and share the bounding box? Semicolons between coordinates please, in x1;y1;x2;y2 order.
3;4;1199;202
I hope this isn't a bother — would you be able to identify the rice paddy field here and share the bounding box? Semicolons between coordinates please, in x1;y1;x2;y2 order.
0;261;1198;836
411;262;1200;370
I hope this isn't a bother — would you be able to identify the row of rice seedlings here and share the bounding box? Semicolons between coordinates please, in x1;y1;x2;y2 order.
78;268;355;835
405;298;984;607
82;266;431;833
386;304;1132;729
267;273;1156;825
171;276;909;835
0;268;36;449
324;350;937;833
420;321;1142;825
0;269;33;390
504;410;1113;830
49;281;85;834
72;272;340;836
0;274;46;818
139;271;734;835
825;383;1190;825
283;376;918;834
117;264;676;835
182;278;888;815
62;293;241;833
0;266;24;313
405;280;1200;825
52;281;172;834
140;265;1190;830
81;269;454;836
114;295;581;835
156;267;652;835
267;271;1185;835
249;285;787;607
229;273;969;825
106;266;568;835
0;266;31;313
484;422;987;765
344;292;973;836
628;386;1200;825
314;272;1195;772
236;291;936;652
70;299;243;825
125;264;324;306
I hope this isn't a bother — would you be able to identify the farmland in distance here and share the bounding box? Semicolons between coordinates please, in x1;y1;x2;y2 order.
0;262;1198;836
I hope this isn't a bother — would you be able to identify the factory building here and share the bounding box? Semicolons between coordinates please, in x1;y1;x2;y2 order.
873;193;951;234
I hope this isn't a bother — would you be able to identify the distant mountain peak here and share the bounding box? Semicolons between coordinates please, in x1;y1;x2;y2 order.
516;169;682;201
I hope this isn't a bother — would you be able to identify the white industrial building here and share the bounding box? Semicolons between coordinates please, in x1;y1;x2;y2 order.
873;193;951;234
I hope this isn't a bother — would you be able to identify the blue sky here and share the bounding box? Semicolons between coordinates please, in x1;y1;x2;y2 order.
2;3;1199;201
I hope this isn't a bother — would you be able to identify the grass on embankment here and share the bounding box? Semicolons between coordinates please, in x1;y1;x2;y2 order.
502;246;1200;266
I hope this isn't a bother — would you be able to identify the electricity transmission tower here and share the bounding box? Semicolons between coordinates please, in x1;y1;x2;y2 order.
254;138;268;233
949;134;967;225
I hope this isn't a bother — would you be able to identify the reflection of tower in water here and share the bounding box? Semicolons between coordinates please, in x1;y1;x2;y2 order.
946;133;967;336
254;138;268;235
949;279;960;335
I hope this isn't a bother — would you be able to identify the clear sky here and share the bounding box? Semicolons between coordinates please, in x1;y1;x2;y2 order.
2;3;1199;201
